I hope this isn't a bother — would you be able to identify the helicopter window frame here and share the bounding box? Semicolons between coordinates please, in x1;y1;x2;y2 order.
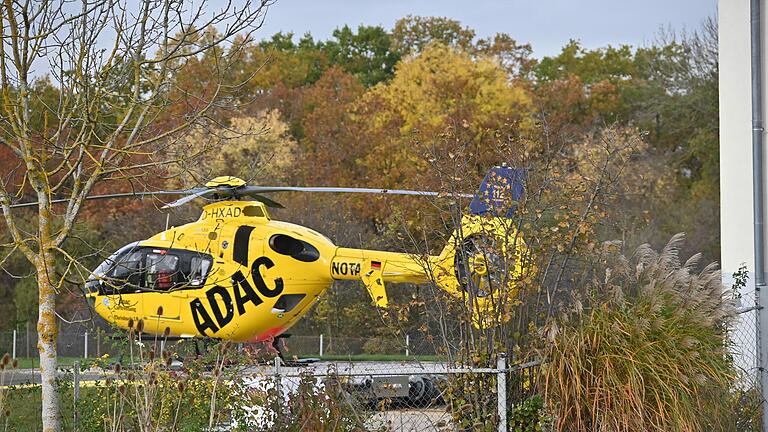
102;247;214;294
107;249;146;289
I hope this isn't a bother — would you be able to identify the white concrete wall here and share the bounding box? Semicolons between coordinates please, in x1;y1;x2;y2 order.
719;0;758;378
719;0;755;279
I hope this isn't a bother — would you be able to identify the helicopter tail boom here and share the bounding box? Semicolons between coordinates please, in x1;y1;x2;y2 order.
330;214;524;312
330;248;431;307
329;165;527;315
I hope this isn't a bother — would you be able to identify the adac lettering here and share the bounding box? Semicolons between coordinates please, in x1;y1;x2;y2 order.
331;261;361;276
191;256;283;336
202;207;242;220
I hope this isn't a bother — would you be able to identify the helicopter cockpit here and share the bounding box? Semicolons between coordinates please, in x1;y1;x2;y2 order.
87;243;214;295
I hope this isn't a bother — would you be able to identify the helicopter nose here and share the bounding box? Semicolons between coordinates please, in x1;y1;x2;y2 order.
85;276;100;294
86;253;118;294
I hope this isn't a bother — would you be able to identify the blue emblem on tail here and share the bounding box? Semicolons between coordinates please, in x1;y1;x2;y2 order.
469;165;526;218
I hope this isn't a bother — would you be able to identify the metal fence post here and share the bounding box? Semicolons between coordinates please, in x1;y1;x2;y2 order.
25;321;29;358
274;356;282;402
319;334;324;357
497;353;507;432
405;334;410;356
12;330;16;359
73;360;80;430
84;331;88;359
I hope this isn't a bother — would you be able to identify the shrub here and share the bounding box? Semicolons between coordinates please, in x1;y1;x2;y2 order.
510;395;546;432
445;371;499;432
541;234;735;432
235;367;376;431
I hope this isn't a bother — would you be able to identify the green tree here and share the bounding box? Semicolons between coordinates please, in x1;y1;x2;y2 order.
534;40;636;84
392;15;476;53
321;25;401;87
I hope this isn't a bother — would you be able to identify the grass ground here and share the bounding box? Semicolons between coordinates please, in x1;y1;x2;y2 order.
1;385;80;432
10;357;84;369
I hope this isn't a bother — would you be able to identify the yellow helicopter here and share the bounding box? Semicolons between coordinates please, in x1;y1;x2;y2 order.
71;166;527;344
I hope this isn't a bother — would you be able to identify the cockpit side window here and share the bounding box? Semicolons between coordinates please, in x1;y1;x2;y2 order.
109;250;144;287
146;252;180;291
189;256;212;287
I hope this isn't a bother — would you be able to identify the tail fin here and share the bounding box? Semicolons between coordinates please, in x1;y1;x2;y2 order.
469;164;527;218
431;165;528;326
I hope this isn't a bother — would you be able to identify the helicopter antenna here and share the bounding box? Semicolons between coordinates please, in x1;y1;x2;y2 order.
165;213;170;231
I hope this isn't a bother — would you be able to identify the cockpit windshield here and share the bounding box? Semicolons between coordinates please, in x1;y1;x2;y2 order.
89;244;213;294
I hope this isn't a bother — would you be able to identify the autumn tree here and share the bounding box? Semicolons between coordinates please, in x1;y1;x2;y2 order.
349;42;532;223
531;20;720;259
393;16;534;77
392;15;476;53
0;1;271;430
630;20;720;258
175;109;298;184
300;66;365;184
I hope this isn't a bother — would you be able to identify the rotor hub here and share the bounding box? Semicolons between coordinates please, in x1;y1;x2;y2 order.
468;255;488;276
205;176;246;188
454;234;507;298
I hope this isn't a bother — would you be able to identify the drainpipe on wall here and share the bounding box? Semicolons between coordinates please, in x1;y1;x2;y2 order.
750;1;768;431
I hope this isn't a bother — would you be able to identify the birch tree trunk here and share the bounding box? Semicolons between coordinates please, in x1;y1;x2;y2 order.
36;250;59;431
33;184;62;431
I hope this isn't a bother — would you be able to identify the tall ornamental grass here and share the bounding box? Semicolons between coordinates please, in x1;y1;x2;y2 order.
541;234;735;432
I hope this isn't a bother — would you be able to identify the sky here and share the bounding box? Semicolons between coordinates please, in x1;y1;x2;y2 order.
254;0;718;57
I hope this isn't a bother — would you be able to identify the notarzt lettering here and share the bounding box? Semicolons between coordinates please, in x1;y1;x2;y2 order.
332;261;361;276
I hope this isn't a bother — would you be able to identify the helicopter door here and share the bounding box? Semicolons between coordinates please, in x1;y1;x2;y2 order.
159;253;214;322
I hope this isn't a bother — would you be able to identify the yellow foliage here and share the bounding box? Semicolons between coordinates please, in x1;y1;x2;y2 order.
361;43;531;136
569;126;674;210
342;44;533;220
175;109;297;184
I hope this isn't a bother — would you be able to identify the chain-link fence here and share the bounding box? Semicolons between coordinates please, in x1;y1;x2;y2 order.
0;327;123;361
235;356;540;431
0;329;443;361
66;354;540;431
729;283;762;428
732;289;759;384
0;326;540;431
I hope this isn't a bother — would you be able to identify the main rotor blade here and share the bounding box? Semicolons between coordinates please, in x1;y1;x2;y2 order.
242;186;474;199
6;185;473;209
7;190;197;209
247;193;285;209
160;188;213;209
